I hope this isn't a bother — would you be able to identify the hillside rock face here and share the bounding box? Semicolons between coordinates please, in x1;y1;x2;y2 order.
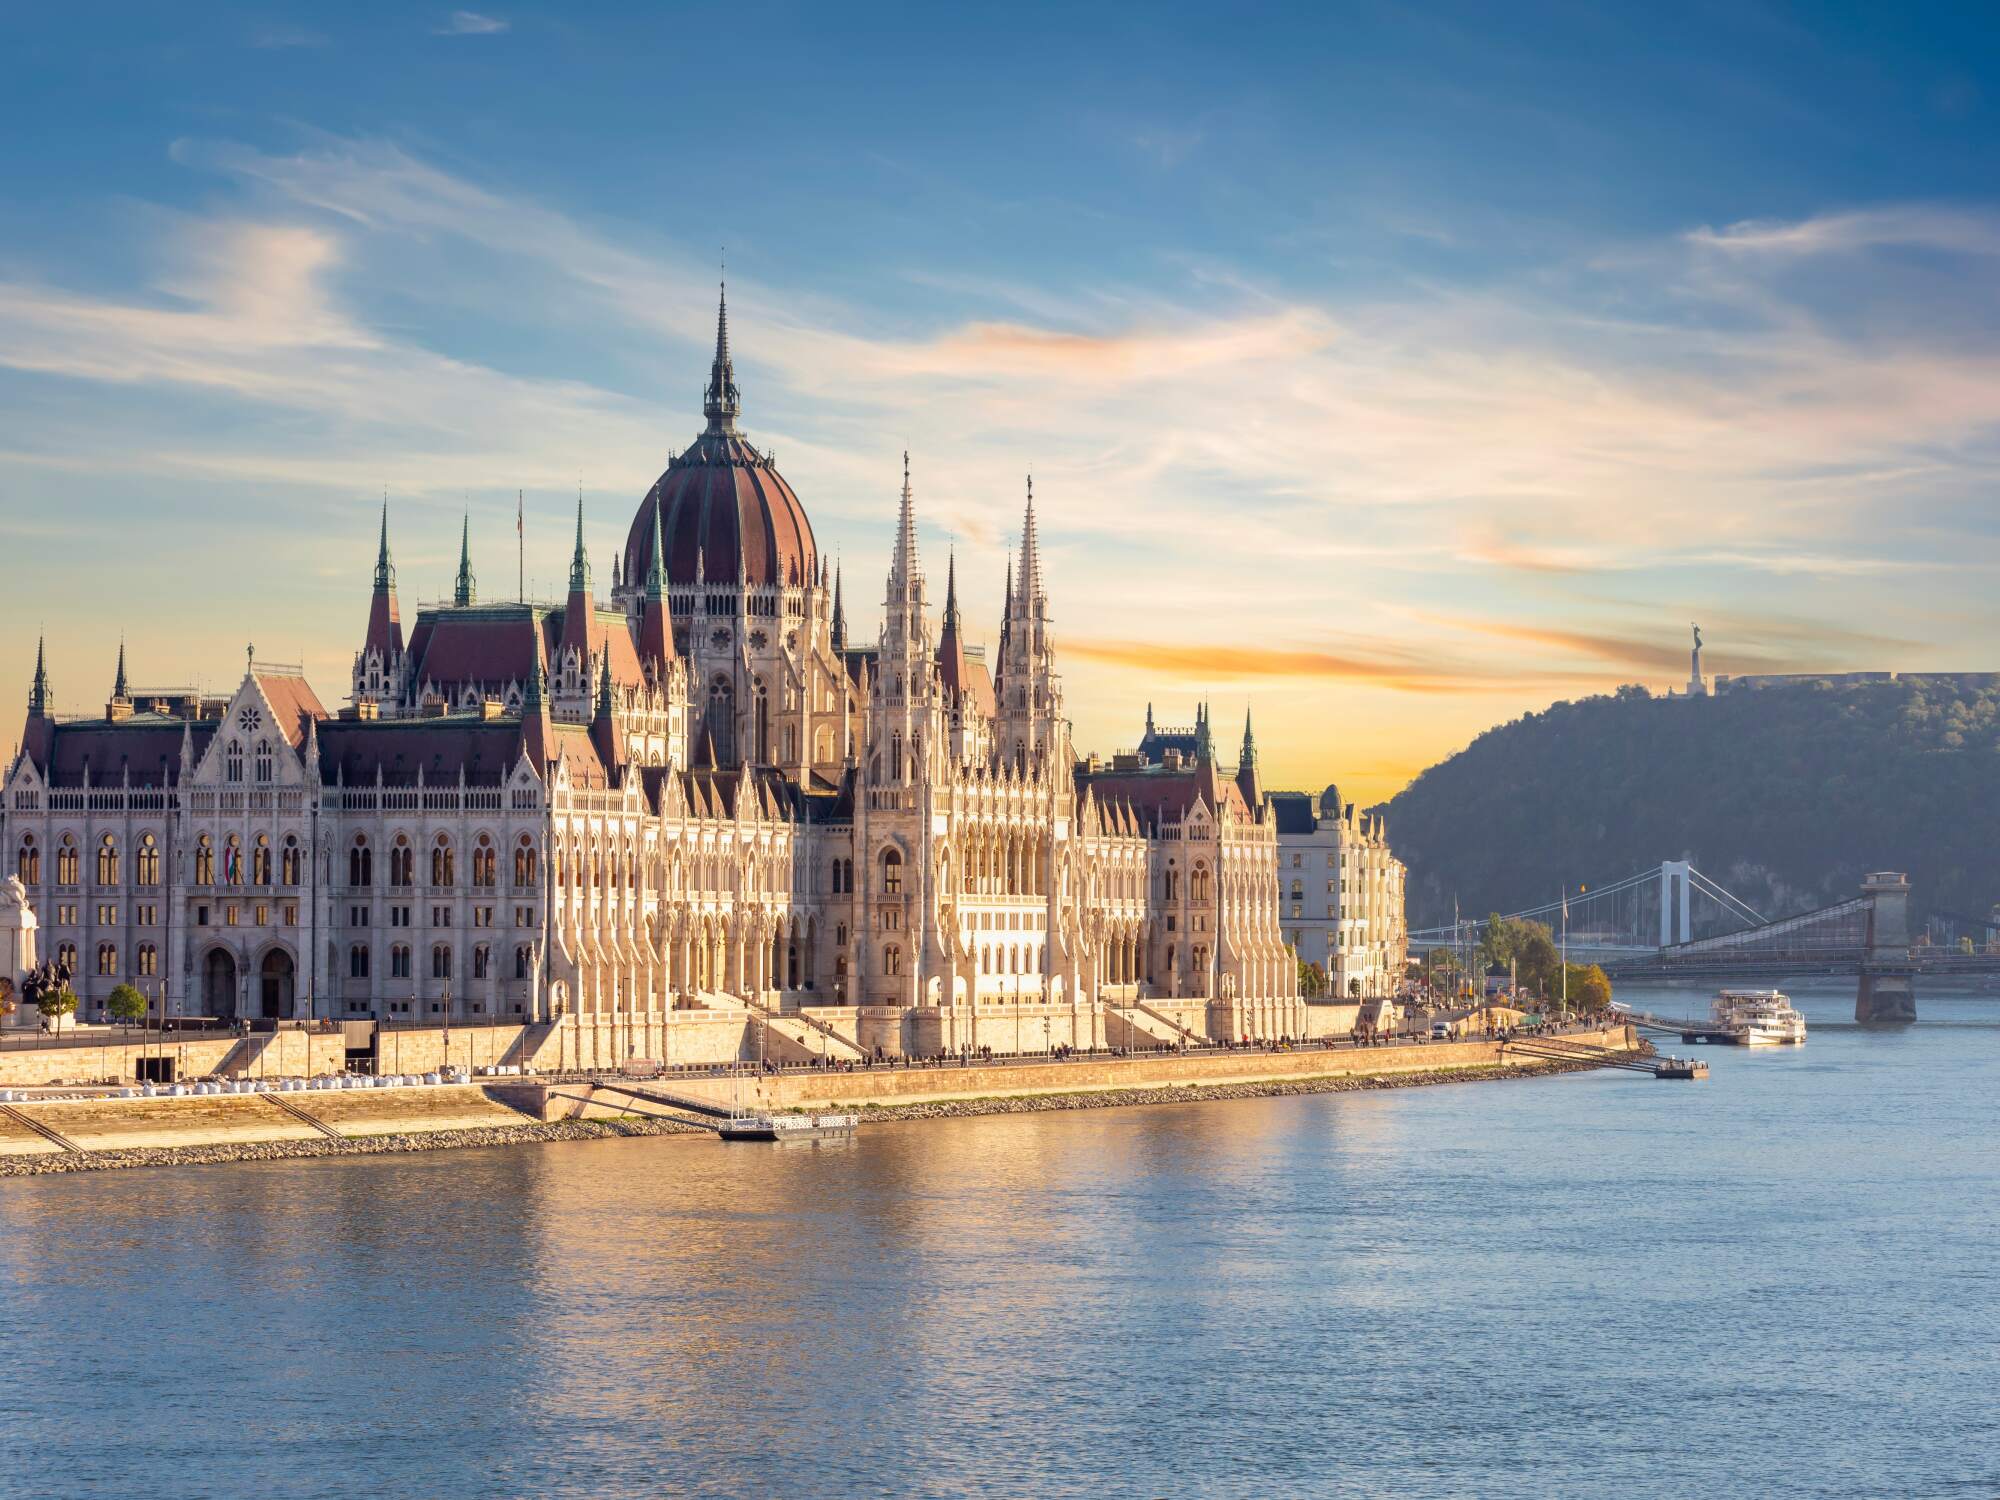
1380;678;2000;931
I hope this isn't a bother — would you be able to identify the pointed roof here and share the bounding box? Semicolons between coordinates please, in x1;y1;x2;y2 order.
112;639;129;701
28;632;50;716
1017;475;1045;607
637;493;675;675
936;547;972;708
831;562;847;650
888;450;921;599
364;500;404;661
454;513;476;607
1240;706;1256;763
567;493;591;595
703;281;741;433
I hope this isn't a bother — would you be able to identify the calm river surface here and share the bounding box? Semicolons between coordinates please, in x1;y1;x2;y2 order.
2;980;1997;1498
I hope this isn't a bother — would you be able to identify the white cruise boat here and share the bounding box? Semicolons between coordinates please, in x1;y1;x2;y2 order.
1712;988;1808;1046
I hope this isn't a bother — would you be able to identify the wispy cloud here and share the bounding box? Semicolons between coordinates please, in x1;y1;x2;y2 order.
433;11;508;36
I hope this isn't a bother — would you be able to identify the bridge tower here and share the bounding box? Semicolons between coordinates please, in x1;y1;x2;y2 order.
1856;871;1916;1025
1659;861;1693;947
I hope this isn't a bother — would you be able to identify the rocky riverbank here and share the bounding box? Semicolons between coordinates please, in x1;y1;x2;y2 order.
0;1114;704;1177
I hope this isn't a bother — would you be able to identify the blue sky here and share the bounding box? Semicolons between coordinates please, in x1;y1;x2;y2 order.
4;1;1998;798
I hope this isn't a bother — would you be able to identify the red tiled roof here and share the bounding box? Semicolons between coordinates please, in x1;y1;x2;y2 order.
252;673;327;748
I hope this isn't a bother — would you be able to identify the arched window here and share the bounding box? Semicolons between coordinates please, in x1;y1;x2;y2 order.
137;943;158;977
15;836;38;884
223;835;243;886
225;741;244;783
390;944;411;979
252;834;272;886
56;941;77;972
431;837;454;887
97;836;119;886
472;836;496;888
281;836;301;886
432;944;452;980
1165;868;1179;901
136;833;159;887
514;945;532;980
883;944;902;977
96;942;117;976
194;835;213;886
707;675;735;763
254;739;274;784
350;944;370;978
753;677;770;762
56;836;78;887
1192;863;1211;903
514;837;537;887
473;945;490;980
350;838;373;888
390;837;413;887
880;847;903;896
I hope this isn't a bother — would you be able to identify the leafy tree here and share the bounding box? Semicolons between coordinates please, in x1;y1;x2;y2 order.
33;986;77;1027
107;983;148;1027
1564;964;1614;1010
1297;959;1327;998
1347;977;1363;998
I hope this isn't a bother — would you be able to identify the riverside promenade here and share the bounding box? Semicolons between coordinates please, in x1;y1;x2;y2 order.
0;1023;1637;1174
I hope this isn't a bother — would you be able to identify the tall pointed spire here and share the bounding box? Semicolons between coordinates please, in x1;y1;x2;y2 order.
831;562;847;651
568;493;591;594
703;280;741;432
112;638;129;701
637;492;675;676
1235;704;1262;806
595;648;615;717
28;632;50;715
944;548;960;629
888;449;921;598
1017;475;1045;605
1194;701;1214;762
645;490;667;602
454;513;476;607
373;497;395;591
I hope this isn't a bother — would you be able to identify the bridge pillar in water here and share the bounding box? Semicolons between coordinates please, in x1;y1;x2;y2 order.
1856;871;1916;1025
1659;861;1693;947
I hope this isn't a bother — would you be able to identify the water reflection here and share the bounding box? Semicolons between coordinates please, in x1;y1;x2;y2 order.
1;981;1997;1498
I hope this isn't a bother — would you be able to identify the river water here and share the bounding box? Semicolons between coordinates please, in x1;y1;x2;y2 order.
2;979;1996;1499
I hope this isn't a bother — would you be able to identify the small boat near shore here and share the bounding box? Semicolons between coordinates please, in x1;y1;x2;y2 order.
719;1112;860;1142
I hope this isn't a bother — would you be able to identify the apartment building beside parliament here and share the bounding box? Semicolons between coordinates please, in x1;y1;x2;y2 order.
0;292;1411;1060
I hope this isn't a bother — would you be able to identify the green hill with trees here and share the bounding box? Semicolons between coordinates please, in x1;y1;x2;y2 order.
1380;676;2000;932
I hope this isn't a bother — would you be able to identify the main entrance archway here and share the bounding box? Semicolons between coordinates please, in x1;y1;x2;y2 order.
203;948;239;1020
259;949;296;1020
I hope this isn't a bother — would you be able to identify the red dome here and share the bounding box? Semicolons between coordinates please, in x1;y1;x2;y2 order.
625;283;817;590
626;432;816;589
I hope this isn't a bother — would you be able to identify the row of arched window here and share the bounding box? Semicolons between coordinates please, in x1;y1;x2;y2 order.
88;942;158;977
18;833;163;888
347;834;538;890
223;739;277;785
192;833;302;887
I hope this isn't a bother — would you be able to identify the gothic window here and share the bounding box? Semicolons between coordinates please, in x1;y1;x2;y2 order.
137;834;159;887
137;943;157;977
431;836;455;887
880;847;903;895
350;945;370;978
707;675;735;762
390;837;413;887
432;944;452;980
1192;863;1211;903
56;836;79;887
254;739;274;784
55;941;76;972
883;944;902;977
350;838;373;888
749;629;768;650
252;835;272;886
709;628;731;650
225;742;244;783
472;835;496;888
282;836;301;886
473;945;490;980
390;944;411;979
514;945;532;980
96;942;117;976
15;836;37;885
97;836;119;887
194;835;213;886
223;836;243;886
514;836;537;887
1165;868;1179;901
814;726;833;763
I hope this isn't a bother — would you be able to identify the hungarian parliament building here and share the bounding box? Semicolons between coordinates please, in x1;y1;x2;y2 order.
3;294;1316;1061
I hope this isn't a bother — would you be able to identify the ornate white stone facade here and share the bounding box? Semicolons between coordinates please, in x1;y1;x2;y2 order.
4;295;1301;1059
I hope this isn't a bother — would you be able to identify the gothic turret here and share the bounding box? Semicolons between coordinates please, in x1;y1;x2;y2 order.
997;476;1061;771
936;548;970;709
636;491;675;679
363;500;404;662
558;495;595;698
831;562;847;651
454;513;476;607
590;649;624;775
1235;706;1261;808
28;633;51;717
106;639;132;721
703;280;741;434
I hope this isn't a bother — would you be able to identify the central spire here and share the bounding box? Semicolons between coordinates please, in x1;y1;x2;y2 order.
888;450;922;600
568;493;591;595
373;498;395;592
29;632;50;715
703;281;740;432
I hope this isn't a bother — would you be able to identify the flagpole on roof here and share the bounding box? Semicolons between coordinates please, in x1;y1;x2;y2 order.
518;489;525;603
